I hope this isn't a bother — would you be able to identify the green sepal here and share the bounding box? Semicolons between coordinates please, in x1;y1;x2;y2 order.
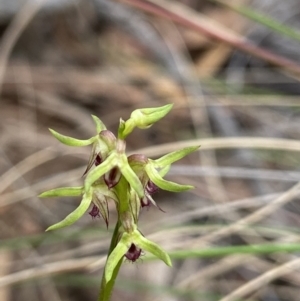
105;234;129;282
118;155;144;198
153;146;199;168
46;190;93;231
84;153;117;192
49;129;95;146
133;231;172;267
91;115;106;133
146;164;193;192
39;186;83;198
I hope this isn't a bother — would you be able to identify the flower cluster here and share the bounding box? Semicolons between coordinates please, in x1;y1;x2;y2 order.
40;104;198;282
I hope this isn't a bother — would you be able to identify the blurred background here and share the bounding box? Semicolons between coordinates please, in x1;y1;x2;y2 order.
2;0;300;300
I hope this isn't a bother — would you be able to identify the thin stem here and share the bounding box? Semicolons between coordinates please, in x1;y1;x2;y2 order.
98;221;122;301
97;176;130;301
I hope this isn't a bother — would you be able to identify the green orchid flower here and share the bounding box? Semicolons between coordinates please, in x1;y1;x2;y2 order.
39;183;118;230
130;146;199;192
84;139;144;199
105;228;172;282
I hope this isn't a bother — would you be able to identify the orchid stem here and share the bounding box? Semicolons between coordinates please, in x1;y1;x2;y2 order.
98;221;123;301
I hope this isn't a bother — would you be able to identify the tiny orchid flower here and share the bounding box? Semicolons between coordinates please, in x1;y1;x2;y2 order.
39;183;118;230
127;146;199;210
83;130;116;176
104;228;172;282
118;104;173;139
84;139;145;199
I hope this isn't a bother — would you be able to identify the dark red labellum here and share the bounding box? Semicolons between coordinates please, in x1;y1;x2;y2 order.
125;243;142;262
95;154;103;166
104;167;121;188
89;204;100;219
146;180;159;195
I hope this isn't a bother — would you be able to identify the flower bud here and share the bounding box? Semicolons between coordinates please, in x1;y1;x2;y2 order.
118;104;173;138
130;104;173;129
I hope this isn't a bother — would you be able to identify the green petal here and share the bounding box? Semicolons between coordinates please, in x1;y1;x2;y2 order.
49;129;95;146
91;115;106;133
105;234;129;282
39;187;83;198
84;153;117;192
118;155;144;198
146;164;193;192
132;231;172;267
153;146;200;168
46;190;92;231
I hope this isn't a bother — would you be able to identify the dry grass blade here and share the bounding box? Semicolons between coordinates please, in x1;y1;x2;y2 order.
159;192;281;227
137;137;300;158
0;166;83;207
197;182;300;246
0;256;105;288
219;256;300;301
0;148;57;194
0;147;87;195
117;0;300;76
178;255;264;289
0;0;47;96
